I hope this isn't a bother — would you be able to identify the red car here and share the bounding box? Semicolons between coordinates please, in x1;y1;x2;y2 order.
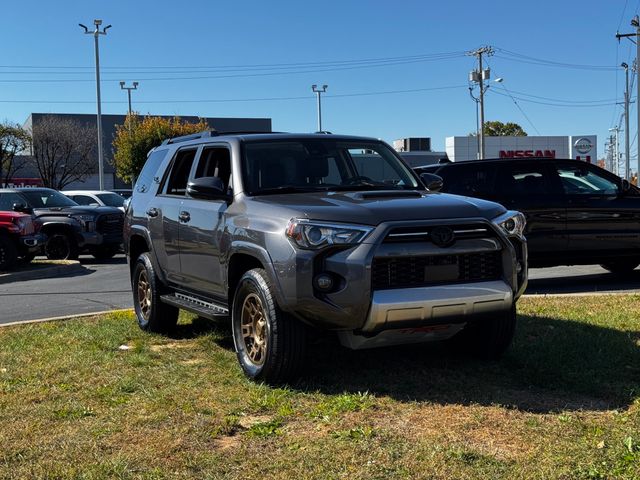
0;211;46;271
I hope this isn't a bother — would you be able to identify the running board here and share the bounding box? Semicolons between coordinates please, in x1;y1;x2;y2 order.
160;293;229;319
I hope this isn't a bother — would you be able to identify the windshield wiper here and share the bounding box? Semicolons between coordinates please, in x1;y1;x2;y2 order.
331;184;408;192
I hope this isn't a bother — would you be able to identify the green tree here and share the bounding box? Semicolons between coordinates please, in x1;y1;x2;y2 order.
0;122;31;187
483;121;527;137
112;114;210;184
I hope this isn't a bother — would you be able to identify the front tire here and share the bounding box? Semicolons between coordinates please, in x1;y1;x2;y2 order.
0;235;18;271
132;252;179;332
45;232;79;260
232;268;306;384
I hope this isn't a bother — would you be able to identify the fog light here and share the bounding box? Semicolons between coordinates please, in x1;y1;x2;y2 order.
314;273;334;291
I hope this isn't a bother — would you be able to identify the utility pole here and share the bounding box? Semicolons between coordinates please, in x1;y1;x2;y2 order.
467;46;494;159
119;81;139;115
311;84;327;132
80;20;111;191
616;16;640;179
622;63;631;179
468;87;480;159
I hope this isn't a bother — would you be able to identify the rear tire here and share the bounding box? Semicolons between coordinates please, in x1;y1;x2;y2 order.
232;268;306;384
453;304;517;360
45;232;79;260
132;252;179;333
600;260;639;275
0;235;18;271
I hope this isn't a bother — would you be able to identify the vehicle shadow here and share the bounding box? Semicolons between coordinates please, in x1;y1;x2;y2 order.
169;312;639;413
298;313;640;413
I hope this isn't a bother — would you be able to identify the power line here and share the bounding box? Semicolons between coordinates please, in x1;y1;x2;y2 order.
494;48;619;71
0;84;469;104
494;83;541;135
488;89;625;107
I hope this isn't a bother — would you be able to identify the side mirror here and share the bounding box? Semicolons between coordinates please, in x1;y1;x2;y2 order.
420;173;443;192
621;179;631;194
187;176;230;201
12;203;33;214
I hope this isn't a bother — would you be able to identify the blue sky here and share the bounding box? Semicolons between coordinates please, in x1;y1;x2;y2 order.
1;0;637;156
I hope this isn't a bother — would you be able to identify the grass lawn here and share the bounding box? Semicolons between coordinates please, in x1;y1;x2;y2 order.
1;295;639;479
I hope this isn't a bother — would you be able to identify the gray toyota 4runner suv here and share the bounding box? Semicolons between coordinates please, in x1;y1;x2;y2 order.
125;132;528;383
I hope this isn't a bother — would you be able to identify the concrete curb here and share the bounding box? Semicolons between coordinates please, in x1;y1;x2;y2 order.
0;308;134;328
0;261;85;285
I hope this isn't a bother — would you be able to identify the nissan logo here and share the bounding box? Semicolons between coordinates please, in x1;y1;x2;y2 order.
574;137;593;154
430;226;455;247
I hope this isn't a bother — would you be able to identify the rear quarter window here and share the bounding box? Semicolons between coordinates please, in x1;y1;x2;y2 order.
135;149;169;195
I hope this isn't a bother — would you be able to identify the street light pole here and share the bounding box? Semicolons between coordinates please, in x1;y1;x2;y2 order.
311;84;327;132
119;81;139;115
80;20;111;191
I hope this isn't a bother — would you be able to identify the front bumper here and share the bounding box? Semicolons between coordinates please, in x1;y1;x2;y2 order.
18;233;46;254
361;280;513;333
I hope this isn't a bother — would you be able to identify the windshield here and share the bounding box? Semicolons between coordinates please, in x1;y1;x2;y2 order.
242;139;419;195
20;189;79;208
96;193;125;207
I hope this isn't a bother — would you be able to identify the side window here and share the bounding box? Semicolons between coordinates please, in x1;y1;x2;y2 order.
557;164;619;196
0;192;24;210
440;166;495;197
497;163;561;196
194;146;231;190
161;148;198;196
135;149;169;194
72;195;95;205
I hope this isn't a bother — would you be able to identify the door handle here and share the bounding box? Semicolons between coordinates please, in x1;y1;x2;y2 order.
146;208;159;218
179;211;191;223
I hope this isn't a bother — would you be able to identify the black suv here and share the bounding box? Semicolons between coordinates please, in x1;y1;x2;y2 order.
417;158;640;272
125;131;527;383
0;188;124;260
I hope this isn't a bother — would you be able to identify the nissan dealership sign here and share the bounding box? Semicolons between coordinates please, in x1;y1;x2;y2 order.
446;135;597;162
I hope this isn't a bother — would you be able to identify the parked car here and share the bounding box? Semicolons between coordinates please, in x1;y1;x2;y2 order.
125;131;528;383
63;190;126;213
0;210;46;270
416;158;640;273
110;189;133;199
0;188;124;260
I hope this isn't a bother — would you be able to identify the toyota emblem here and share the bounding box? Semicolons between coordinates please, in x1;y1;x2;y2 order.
430;226;455;247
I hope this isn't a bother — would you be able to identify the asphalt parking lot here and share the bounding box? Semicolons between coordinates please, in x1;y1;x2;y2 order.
1;257;639;326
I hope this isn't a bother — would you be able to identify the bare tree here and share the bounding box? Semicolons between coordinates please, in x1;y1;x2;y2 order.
31;116;97;190
0;121;31;187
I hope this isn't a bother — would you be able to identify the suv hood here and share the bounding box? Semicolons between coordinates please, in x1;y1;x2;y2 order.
32;205;122;217
250;190;506;224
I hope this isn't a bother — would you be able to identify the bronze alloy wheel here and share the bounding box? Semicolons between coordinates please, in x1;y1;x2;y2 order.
241;293;268;365
137;269;152;320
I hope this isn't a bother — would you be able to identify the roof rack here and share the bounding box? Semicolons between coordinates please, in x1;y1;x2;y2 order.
160;130;284;145
161;130;215;145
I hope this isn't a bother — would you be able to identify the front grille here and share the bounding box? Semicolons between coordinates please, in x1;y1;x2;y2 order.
97;213;124;239
371;251;502;290
383;224;496;244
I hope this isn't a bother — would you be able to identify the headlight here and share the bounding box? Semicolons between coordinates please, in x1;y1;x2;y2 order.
70;214;96;232
493;211;526;237
285;219;373;250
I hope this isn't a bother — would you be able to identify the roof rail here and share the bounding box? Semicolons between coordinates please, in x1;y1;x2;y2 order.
161;130;215;145
161;130;283;145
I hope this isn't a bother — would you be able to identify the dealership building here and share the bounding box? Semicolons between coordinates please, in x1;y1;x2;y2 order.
445;135;598;163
